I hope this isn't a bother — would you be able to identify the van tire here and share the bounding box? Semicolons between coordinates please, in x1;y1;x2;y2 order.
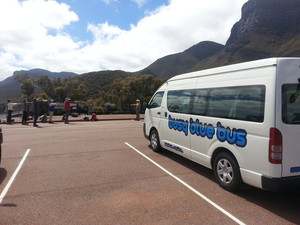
213;152;241;192
150;129;162;152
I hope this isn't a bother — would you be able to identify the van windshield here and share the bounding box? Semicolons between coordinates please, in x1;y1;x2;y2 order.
282;84;300;124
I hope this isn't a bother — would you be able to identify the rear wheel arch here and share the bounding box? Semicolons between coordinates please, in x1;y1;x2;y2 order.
211;148;237;168
211;148;243;192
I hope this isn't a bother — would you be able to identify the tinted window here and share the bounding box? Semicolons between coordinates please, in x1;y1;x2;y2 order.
167;90;193;113
165;85;265;122
208;86;265;122
282;84;300;124
207;87;238;118
148;91;164;109
192;89;208;115
230;86;265;122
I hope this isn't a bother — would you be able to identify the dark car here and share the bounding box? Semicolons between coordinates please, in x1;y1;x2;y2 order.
0;127;2;164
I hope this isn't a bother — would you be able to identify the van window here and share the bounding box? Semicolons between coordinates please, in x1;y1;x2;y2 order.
207;86;265;122
208;87;238;119
167;90;193;113
165;85;265;122
148;91;164;109
282;84;300;124
192;89;208;115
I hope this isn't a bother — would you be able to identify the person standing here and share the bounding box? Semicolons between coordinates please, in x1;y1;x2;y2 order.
33;98;39;127
6;100;19;124
131;99;141;121
48;100;56;123
64;98;76;124
33;98;47;127
22;99;31;125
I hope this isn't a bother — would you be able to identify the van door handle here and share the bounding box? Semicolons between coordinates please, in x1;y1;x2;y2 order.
157;112;161;115
165;112;168;118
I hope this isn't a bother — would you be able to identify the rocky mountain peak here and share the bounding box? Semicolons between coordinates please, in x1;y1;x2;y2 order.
226;0;300;45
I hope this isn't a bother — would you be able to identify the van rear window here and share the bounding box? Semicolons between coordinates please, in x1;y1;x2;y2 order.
282;84;300;124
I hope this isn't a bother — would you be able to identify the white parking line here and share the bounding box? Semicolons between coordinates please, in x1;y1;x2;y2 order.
125;142;246;225
0;149;31;204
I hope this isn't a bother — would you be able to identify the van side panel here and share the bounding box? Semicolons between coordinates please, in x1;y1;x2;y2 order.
190;66;277;187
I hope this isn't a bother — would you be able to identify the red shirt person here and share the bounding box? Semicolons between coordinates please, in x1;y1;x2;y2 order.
64;98;76;124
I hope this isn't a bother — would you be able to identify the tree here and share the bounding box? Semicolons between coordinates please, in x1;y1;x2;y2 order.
99;74;165;113
20;79;35;99
36;75;55;98
63;77;88;101
54;86;65;102
13;74;29;83
13;74;36;99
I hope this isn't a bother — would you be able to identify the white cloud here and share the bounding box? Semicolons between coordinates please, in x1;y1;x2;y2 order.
87;22;126;43
130;0;148;8
0;0;247;81
81;0;247;72
100;0;118;5
100;0;147;7
0;0;79;80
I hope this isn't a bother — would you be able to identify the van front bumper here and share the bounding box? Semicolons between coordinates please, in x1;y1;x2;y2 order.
143;123;149;140
262;175;300;192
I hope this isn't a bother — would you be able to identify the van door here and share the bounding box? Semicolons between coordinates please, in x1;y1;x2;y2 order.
275;59;300;178
145;91;165;135
280;83;300;177
160;89;193;158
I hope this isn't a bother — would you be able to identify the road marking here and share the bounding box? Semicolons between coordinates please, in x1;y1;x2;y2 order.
125;142;246;225
0;149;31;204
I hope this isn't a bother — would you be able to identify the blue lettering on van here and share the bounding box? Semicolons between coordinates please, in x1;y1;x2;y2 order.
165;142;183;153
190;118;215;139
216;122;247;147
167;116;248;148
168;115;189;136
291;167;300;173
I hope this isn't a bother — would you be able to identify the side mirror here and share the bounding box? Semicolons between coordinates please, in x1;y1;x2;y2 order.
142;102;148;109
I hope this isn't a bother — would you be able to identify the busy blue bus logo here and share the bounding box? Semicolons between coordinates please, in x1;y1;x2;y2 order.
168;115;247;148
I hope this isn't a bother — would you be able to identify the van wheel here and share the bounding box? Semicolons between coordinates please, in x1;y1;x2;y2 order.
213;152;241;192
150;130;162;152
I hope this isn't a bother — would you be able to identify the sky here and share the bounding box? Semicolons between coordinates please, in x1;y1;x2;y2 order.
0;0;248;81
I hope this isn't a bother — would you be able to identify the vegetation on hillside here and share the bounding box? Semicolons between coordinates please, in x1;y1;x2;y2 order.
13;71;166;114
95;74;165;114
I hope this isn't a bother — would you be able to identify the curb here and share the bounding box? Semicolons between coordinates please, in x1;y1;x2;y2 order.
1;114;144;125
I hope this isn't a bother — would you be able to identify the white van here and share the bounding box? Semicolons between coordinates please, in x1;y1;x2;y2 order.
143;57;300;192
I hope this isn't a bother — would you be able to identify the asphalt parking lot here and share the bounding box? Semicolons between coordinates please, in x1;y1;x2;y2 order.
0;119;300;225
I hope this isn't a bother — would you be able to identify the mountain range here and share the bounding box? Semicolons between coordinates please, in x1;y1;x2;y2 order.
1;0;300;102
0;69;77;103
140;0;300;77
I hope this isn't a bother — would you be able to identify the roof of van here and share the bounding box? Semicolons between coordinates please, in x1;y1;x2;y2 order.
168;57;299;81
